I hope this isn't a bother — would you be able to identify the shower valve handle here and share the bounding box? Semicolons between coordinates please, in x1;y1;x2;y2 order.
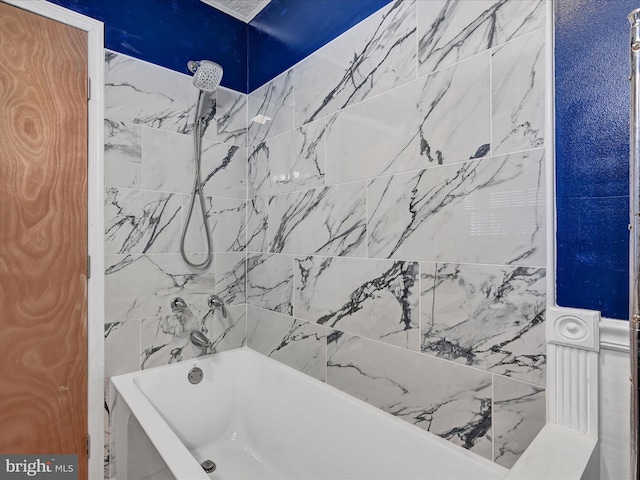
208;294;227;318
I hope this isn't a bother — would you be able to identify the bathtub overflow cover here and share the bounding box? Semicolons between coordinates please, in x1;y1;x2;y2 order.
201;460;216;473
188;366;203;384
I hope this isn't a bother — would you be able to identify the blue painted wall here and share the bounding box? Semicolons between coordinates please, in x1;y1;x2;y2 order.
555;0;632;319
46;0;390;93
247;0;392;91
48;0;248;92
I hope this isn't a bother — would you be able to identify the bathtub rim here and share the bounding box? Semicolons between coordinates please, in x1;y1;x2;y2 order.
111;346;509;479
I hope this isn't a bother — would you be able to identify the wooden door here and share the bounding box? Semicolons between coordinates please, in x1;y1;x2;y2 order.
0;3;88;478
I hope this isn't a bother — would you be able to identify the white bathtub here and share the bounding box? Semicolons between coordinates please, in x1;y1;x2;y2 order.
111;347;508;480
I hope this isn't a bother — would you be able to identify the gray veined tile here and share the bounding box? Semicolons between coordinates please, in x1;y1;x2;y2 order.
294;256;419;350
293;0;417;127
104;253;215;322
180;194;215;255
140;307;245;370
140;313;192;369
246;253;293;315
104;187;181;254
105;50;238;141
247;306;327;381
247;197;269;252
202;305;247;354
268;182;367;257
414;52;491;166
367;149;546;266
200;140;247;200
142;128;194;194
180;195;246;254
104;120;142;188
143;127;246;200
492;28;545;155
248;119;326;198
327;331;493;459
105;51;197;136
248;69;294;146
215;252;247;305
421;263;546;385
205;87;248;147
493;375;545;468
418;0;545;76
325;52;490;185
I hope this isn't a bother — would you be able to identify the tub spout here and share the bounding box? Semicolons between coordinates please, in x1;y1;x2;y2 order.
190;331;211;355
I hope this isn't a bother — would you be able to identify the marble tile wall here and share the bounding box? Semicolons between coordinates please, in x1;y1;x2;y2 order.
104;50;248;381
103;51;248;478
245;0;547;469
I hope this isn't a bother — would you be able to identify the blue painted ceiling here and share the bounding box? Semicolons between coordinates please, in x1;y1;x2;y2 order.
46;0;391;93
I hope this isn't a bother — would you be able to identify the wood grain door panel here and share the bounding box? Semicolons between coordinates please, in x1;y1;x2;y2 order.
0;3;88;477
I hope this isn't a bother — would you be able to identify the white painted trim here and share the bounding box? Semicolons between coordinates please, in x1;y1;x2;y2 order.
545;0;557;306
1;1;105;478
546;306;600;437
601;317;630;353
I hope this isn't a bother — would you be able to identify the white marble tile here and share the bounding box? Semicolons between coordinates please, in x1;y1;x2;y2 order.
367;149;546;266
247;306;327;381
179;194;215;256
325;52;490;184
248;140;271;198
268;182;367;257
294;256;419;350
104;187;181;254
418;0;545;76
247;197;269;252
421;263;546;385
493;376;545;468
142;127;246;199
325;80;419;184
201;142;247;200
104;120;142;188
105;51;240;141
105;51;196;135
104;253;215;322
215;252;246;305
248;119;326;197
202;305;247;354
140;313;193;369
293;0;417;127
104;320;140;378
248;69;294;146
142;128;193;193
327;331;493;459
246;253;293;315
180;195;246;254
140;307;245;370
492;29;545;155
205;86;248;147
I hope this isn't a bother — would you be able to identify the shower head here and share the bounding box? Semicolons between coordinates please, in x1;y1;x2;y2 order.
188;60;223;93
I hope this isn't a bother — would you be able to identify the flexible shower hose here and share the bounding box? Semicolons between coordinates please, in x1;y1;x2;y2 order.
180;91;213;269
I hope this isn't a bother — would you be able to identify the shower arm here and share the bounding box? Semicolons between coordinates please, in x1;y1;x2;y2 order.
629;8;640;480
